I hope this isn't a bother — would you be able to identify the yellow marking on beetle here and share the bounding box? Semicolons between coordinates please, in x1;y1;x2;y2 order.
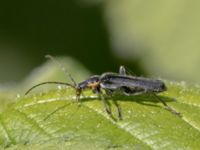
87;81;100;88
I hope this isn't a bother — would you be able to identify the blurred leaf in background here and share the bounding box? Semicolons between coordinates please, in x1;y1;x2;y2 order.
103;0;200;83
0;0;116;83
0;0;200;85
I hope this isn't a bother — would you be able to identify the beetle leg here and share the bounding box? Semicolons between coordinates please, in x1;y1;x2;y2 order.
113;100;122;120
94;88;112;116
122;87;133;96
120;86;136;96
152;93;181;117
76;89;81;102
119;66;126;75
105;89;122;120
105;89;113;98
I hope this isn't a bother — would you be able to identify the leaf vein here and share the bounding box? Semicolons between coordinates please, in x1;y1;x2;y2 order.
14;109;53;138
0;115;16;145
81;103;153;149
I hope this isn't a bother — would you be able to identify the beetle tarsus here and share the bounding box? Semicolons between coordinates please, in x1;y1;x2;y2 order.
152;93;181;117
113;100;122;120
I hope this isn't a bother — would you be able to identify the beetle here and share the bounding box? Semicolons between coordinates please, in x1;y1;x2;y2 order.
99;66;181;119
25;55;181;120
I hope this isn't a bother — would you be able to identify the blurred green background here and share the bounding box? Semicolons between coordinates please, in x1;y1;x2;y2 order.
0;0;200;84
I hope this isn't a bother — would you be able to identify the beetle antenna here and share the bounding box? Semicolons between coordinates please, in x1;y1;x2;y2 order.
45;55;77;86
25;81;75;95
43;103;71;121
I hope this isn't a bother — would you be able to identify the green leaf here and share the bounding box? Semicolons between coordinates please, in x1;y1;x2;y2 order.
0;82;200;149
0;57;200;149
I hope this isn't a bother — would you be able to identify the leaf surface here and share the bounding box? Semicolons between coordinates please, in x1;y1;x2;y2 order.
0;58;200;150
